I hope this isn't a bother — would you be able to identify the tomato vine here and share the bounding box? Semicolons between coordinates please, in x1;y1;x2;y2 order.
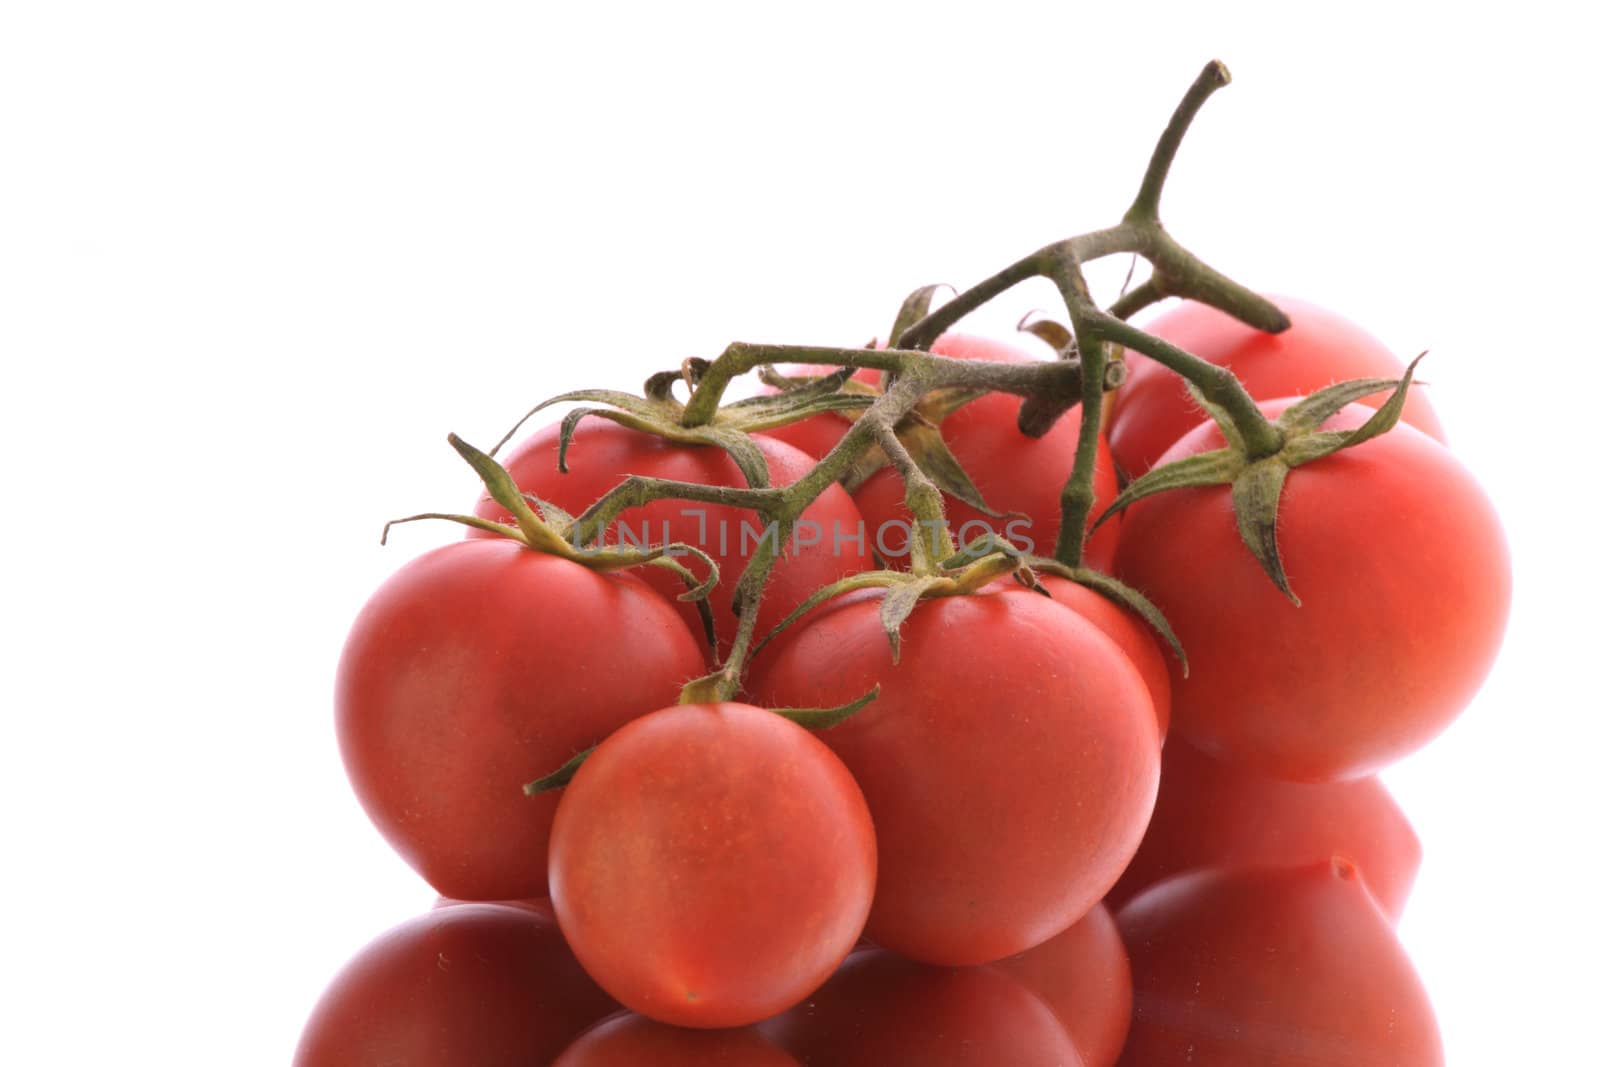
497;60;1305;704
313;57;1506;1058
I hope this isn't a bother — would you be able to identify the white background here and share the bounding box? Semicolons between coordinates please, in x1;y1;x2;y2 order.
3;3;1593;1063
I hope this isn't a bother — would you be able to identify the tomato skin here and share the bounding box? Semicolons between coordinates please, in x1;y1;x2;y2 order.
293;902;617;1066
761;948;1084;1067
996;903;1132;1067
1107;296;1447;478
1106;737;1421;919
746;587;1159;966
1034;574;1170;740
552;1014;801;1066
1112;401;1510;782
336;538;703;900
1116;861;1444;1065
476;420;869;665
548;702;876;1029
846;335;1121;570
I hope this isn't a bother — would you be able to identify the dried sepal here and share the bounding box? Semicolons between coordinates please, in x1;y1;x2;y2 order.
1017;313;1077;357
888;284;951;348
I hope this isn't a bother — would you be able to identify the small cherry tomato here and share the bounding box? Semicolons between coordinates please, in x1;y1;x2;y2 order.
761;948;1084;1067
1112;401;1509;781
747;586;1159;965
549;702;876;1029
1116;860;1444;1065
1107;737;1421;919
337;539;704;900
293;902;616;1066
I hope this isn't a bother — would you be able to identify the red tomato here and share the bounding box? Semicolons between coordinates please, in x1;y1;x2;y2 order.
1116;860;1444;1065
336;538;703;900
761;948;1084;1067
1107;296;1447;478
548;702;876;1029
996;903;1132;1067
1107;737;1421;919
293;902;616;1066
1034;573;1170;740
842;335;1121;569
746;587;1159;965
553;1014;801;1066
476;420;869;665
1112;400;1510;781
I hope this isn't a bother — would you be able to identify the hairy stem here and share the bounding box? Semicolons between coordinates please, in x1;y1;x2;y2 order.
1044;257;1108;564
681;343;909;428
701;534;779;700
894;253;1051;351
870;419;956;572
783;372;932;514
1056;331;1110;566
1087;311;1283;456
525;60;1293;701
1127;60;1233;223
1142;229;1289;332
572;475;783;547
1108;277;1166;320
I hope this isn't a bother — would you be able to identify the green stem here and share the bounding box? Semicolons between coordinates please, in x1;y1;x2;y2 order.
1054;332;1108;566
870;419;956;572
1142;230;1289;332
1108;277;1166;320
572;475;782;548
1042;258;1107;564
1127;60;1232;224
894;253;1050;351
1087;311;1283;457
680;343;909;428
516;59;1293;712
782;372;931;515
701;534;779;701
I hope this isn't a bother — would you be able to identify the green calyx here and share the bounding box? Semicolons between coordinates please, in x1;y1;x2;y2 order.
752;538;1036;666
491;364;879;492
381;433;721;646
1095;356;1425;605
840;403;1011;520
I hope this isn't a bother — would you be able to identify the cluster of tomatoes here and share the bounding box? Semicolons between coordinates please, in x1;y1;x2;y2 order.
296;296;1510;1065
